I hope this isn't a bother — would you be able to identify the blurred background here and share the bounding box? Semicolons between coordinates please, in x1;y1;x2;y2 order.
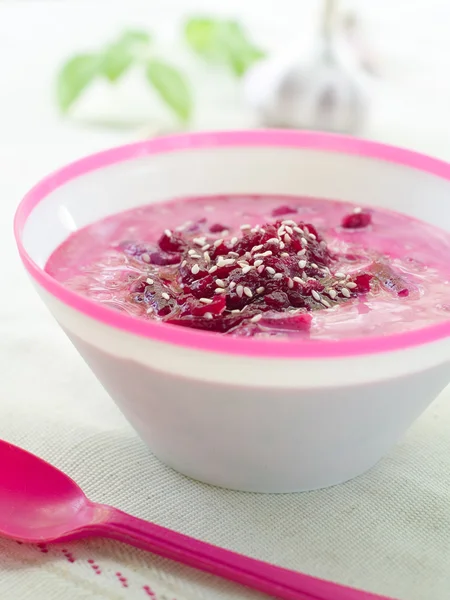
2;0;450;187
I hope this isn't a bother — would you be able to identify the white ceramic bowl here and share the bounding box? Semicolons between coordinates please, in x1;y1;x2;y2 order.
14;131;450;493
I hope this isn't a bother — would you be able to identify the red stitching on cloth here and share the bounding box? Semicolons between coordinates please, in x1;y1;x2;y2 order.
62;548;76;563
29;545;178;599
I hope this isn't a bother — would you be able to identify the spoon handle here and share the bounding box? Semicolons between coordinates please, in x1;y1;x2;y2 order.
91;506;390;600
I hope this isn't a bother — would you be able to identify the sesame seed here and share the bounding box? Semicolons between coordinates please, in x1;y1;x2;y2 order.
301;237;308;246
219;258;236;267
346;281;357;289
204;252;211;263
213;238;224;248
146;307;154;314
321;298;331;308
293;277;303;284
141;253;150;263
285;225;293;235
230;237;238;246
229;281;236;289
335;272;346;279
288;278;294;289
341;287;351;298
328;289;337;299
242;265;252;274
260;250;272;257
215;279;226;287
245;252;252;260
311;263;318;269
200;298;213;304
190;254;202;259
267;238;280;245
162;292;170;300
257;265;265;274
294;227;304;234
251;244;264;253
279;242;285;250
191;264;200;275
164;229;172;237
282;220;297;226
208;265;218;274
303;226;310;235
188;249;198;256
146;278;154;285
215;288;226;294
201;244;211;251
256;286;265;294
229;251;240;257
266;266;276;275
284;233;291;244
254;259;263;267
273;273;283;280
181;260;187;267
277;226;285;236
243;287;253;298
204;312;213;319
281;252;290;258
193;237;206;246
236;285;244;298
250;314;262;323
298;260;307;269
302;272;308;281
311;290;321;301
240;224;251;230
309;233;317;240
297;249;307;257
231;309;241;314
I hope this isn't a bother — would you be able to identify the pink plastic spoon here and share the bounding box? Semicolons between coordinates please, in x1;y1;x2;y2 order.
0;440;393;600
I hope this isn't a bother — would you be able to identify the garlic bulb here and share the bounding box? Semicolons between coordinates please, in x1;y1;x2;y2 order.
243;0;370;134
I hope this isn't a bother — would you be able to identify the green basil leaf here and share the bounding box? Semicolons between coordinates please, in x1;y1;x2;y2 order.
184;17;265;77
146;59;192;122
102;30;152;82
57;54;101;112
184;18;216;56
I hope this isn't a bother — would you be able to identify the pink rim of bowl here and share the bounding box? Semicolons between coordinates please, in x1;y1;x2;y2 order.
14;129;450;360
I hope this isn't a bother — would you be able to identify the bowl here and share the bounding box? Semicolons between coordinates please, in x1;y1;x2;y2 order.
14;130;450;493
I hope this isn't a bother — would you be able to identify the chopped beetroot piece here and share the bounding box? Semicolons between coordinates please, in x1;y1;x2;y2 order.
148;250;181;266
271;205;297;217
353;273;373;294
264;291;290;310
209;223;229;233
167;312;245;333
158;231;186;253
341;211;372;229
185;275;217;299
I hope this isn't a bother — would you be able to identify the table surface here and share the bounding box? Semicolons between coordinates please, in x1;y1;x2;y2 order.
1;2;450;599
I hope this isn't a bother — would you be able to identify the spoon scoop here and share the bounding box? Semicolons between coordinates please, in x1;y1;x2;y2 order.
0;439;389;600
